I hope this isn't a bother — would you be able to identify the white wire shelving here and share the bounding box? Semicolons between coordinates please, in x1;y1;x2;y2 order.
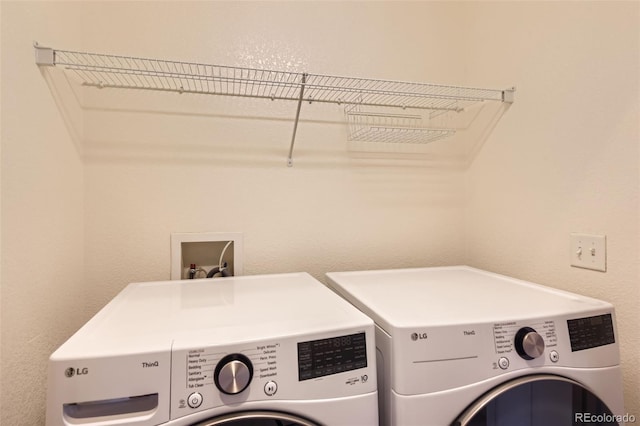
344;104;457;144
35;44;515;165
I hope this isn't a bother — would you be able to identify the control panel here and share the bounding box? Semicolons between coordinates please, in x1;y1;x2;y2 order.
169;329;375;420
493;320;557;367
298;332;368;381
391;311;619;395
567;314;615;352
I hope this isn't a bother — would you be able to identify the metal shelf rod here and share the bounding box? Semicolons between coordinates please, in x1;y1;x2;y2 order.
288;73;307;167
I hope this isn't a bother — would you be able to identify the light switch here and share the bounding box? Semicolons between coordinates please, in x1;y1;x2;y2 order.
570;233;606;272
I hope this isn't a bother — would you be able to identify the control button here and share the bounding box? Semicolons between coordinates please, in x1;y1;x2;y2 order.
498;357;510;370
214;353;254;395
514;327;545;360
550;350;559;363
264;380;278;396
187;392;203;409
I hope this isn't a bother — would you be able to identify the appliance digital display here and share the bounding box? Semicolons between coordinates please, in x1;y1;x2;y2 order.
567;313;615;352
297;332;367;381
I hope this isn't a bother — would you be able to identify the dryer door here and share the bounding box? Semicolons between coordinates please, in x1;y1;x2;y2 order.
453;374;618;426
194;410;319;426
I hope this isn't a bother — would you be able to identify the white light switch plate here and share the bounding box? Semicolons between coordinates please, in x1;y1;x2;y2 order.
570;233;606;272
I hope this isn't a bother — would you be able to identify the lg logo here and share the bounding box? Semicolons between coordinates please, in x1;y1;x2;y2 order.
411;332;428;341
65;367;88;378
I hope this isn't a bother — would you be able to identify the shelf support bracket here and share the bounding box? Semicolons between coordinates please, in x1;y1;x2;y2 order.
287;73;307;167
34;42;55;66
502;87;516;103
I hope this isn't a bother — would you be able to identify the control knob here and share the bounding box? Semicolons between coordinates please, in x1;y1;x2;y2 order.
514;327;545;360
214;354;253;395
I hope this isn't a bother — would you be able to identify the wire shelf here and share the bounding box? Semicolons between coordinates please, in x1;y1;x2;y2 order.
48;48;508;110
306;75;505;113
35;44;514;164
345;105;455;144
53;49;304;101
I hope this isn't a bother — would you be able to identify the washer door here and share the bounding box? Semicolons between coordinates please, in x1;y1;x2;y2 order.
453;374;618;426
194;410;320;426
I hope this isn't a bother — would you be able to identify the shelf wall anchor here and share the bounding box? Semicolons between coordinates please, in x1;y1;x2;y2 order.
34;42;55;66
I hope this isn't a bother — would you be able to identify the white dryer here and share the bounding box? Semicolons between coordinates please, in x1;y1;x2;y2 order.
47;273;378;426
326;266;625;426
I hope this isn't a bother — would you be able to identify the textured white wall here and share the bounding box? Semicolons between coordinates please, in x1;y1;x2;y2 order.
0;0;3;413
77;1;471;312
464;1;640;415
1;3;86;425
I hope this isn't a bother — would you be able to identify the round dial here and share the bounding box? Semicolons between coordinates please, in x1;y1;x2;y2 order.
514;327;545;360
214;354;253;395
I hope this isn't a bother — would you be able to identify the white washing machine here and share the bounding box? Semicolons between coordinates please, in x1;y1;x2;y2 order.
46;273;378;426
326;266;625;426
